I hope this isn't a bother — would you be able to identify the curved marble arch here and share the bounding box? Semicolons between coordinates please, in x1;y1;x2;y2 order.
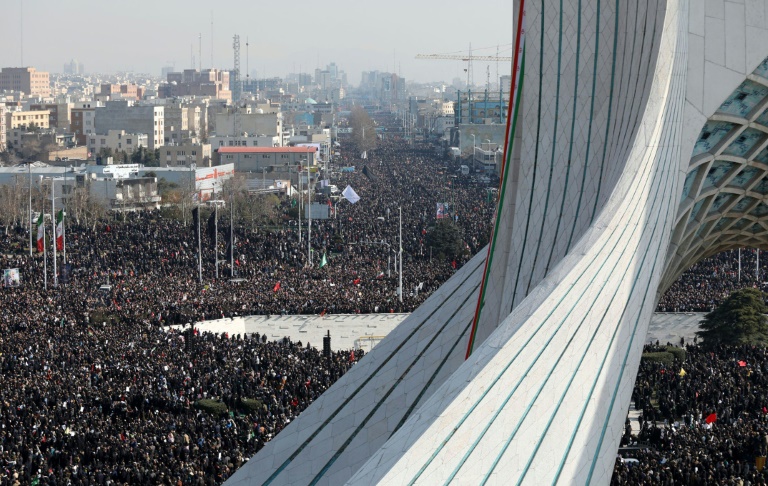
225;1;768;485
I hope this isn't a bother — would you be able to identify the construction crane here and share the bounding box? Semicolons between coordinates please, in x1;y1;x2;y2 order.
415;48;512;89
415;54;513;61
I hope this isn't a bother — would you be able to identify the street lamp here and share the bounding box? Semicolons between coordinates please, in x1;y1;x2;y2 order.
398;206;403;303
471;134;476;163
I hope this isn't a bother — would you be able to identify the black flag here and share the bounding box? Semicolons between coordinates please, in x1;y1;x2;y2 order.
192;207;200;233
207;211;216;248
226;226;236;261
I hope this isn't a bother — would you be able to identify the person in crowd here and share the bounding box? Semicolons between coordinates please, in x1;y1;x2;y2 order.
0;125;495;485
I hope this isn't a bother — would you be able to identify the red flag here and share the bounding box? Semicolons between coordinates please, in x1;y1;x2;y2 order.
705;413;717;424
320;309;326;317
738;360;747;367
452;260;457;269
353;278;361;285
273;281;281;292
349;350;355;362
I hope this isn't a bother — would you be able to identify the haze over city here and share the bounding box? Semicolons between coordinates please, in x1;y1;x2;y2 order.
0;0;514;83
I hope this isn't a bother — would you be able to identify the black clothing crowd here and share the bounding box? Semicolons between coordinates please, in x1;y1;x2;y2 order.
613;344;768;485
658;249;767;313
0;135;495;485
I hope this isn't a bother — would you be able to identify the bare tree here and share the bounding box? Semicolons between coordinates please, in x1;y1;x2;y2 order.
349;106;378;156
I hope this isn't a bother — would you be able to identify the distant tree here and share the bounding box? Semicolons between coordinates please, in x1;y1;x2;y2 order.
697;288;768;347
426;220;465;260
144;148;161;167
349;106;377;157
131;146;145;164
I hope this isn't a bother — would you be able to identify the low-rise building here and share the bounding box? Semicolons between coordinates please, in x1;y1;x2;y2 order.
88;130;148;157
209;134;281;150
160;142;211;167
6;110;50;130
472;142;502;175
137;164;234;201
215;146;317;172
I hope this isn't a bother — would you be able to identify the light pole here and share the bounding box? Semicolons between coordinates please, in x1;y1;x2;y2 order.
298;162;302;244
398;206;403;303
307;147;312;265
471;134;476;164
51;178;58;287
28;162;32;256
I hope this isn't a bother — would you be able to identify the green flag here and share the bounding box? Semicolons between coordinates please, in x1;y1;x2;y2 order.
319;253;328;268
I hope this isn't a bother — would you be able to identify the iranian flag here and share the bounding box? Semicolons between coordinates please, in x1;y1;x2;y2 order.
55;210;64;251
36;213;45;253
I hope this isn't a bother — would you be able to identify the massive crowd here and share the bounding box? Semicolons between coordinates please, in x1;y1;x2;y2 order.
5;111;768;484
613;343;768;485
657;249;768;313
0;121;495;484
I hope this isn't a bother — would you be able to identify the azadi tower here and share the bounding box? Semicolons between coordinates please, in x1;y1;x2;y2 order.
227;0;768;484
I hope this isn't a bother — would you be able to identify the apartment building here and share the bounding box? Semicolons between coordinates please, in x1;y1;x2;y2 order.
88;130;148;156
30;102;72;130
160;142;211;167
94;101;164;149
100;84;143;100
0;67;51;97
163;100;202;144
71;102;98;146
5;110;50;130
0;105;6;151
158;69;231;101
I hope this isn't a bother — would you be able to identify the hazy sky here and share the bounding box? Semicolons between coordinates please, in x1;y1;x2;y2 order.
0;0;514;85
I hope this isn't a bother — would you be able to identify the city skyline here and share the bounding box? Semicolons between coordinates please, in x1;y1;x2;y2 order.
0;0;514;85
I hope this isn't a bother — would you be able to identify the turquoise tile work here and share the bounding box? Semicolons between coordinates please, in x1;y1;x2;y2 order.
722;129;764;158
717;80;768;118
692;121;735;156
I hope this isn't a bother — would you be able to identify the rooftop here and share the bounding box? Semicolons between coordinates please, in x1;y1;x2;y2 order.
217;146;318;154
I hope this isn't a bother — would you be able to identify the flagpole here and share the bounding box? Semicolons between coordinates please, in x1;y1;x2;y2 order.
51;178;58;287
62;168;67;265
398;206;402;304
298;163;302;244
308;155;312;265
43;210;47;292
28;162;32;256
215;203;219;279
738;248;741;282
230;186;234;278
196;205;202;284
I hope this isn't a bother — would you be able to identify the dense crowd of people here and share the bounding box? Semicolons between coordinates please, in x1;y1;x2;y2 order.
0;119;496;484
6;110;768;484
657;249;768;313
613;343;768;485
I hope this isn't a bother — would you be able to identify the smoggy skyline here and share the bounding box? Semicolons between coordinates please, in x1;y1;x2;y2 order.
0;0;514;85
